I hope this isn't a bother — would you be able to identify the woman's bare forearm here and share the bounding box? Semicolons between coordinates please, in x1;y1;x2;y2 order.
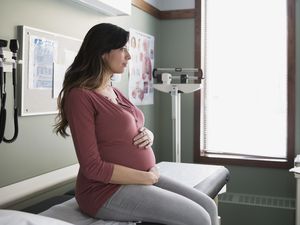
109;164;158;185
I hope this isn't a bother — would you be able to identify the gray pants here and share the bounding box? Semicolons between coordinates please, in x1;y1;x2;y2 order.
96;175;218;225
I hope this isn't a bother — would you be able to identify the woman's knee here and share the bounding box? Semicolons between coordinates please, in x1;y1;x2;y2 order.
183;205;212;225
156;197;212;225
202;196;218;215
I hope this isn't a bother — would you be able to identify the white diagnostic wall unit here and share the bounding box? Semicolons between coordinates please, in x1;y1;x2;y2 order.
71;0;131;16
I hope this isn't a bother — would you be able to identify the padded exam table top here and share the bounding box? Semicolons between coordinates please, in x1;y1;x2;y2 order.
158;162;229;198
34;162;229;225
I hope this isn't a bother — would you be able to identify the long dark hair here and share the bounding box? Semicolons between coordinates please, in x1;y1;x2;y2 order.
54;23;129;137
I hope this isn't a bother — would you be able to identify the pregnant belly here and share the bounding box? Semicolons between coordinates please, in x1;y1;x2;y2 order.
101;144;156;171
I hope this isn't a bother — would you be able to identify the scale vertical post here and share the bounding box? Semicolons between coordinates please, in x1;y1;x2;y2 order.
171;86;181;162
177;93;181;162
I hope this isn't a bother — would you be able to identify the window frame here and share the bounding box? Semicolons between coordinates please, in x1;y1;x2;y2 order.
193;0;296;168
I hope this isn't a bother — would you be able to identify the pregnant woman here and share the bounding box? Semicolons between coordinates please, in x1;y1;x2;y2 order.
54;23;218;225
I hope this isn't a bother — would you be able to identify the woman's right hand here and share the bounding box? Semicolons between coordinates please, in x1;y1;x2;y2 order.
148;166;160;184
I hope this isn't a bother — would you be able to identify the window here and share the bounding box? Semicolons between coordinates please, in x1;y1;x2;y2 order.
194;0;295;168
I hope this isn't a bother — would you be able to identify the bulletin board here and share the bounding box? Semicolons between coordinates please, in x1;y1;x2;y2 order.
18;26;82;116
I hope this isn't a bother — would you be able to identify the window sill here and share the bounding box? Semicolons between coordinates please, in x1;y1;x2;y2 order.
195;152;293;169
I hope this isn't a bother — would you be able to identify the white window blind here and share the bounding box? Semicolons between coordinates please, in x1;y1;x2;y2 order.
201;0;287;158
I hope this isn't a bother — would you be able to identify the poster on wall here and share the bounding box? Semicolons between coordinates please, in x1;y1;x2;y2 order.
128;28;154;105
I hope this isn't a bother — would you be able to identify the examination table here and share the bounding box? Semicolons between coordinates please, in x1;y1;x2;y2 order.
22;162;230;225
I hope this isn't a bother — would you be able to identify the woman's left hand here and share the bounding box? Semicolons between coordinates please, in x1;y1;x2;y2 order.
133;127;154;148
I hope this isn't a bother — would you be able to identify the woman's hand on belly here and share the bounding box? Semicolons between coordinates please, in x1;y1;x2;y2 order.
133;127;154;148
110;164;159;185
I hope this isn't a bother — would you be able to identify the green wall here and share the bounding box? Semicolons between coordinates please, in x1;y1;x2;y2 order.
156;1;300;225
0;0;160;187
156;19;196;163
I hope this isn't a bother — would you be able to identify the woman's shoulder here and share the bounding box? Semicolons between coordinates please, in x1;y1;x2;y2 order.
65;88;96;111
66;88;96;104
64;88;99;116
68;87;92;97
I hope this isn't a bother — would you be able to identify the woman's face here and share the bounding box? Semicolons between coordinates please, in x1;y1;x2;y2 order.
103;47;131;74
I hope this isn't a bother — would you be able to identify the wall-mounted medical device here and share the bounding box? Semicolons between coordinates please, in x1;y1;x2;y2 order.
0;39;21;144
153;68;202;162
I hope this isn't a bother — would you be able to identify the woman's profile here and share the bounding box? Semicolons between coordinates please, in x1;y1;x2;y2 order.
55;23;218;225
